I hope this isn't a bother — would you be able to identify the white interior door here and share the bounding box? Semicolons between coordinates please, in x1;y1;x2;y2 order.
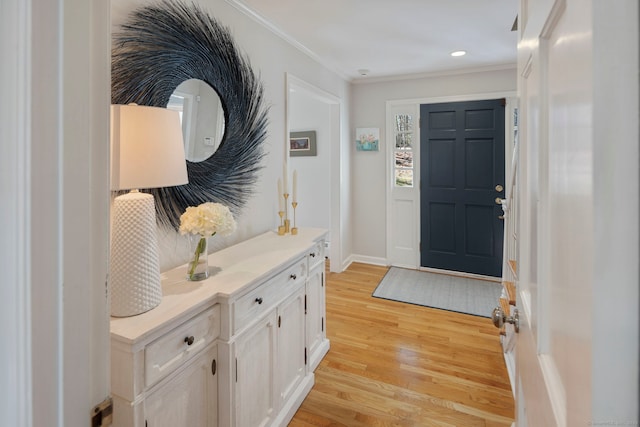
516;0;639;425
517;1;592;424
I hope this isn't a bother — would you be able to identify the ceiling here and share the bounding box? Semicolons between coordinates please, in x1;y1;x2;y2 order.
228;0;518;81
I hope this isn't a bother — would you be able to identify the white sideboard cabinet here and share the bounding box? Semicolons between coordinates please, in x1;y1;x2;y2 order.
111;228;329;427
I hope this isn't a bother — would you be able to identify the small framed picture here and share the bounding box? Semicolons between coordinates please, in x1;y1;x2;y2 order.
290;131;317;157
356;128;379;151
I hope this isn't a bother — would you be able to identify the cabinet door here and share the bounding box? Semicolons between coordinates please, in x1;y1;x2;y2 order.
306;262;325;370
277;286;306;406
235;311;277;427
144;343;218;427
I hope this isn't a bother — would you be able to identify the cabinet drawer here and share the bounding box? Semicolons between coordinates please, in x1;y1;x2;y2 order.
308;241;325;269
145;305;220;388
233;257;306;334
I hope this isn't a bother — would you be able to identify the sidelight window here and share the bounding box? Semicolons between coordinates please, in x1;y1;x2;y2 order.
393;114;414;187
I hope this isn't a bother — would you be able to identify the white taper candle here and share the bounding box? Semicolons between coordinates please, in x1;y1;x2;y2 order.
277;178;283;211
283;163;288;194
292;170;297;203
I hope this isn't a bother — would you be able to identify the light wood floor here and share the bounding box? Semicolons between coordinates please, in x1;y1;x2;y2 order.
289;262;514;426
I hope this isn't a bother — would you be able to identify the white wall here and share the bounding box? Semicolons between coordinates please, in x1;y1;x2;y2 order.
111;0;351;271
289;90;332;232
350;67;517;262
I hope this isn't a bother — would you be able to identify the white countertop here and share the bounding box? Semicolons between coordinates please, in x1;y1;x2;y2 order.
110;228;327;345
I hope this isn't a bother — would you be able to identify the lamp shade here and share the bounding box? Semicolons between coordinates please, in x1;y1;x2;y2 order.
110;104;189;191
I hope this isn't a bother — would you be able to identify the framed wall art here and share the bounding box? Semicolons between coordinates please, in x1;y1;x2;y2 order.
356;127;379;151
290;130;317;157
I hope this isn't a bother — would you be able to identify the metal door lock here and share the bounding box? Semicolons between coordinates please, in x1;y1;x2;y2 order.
492;307;519;333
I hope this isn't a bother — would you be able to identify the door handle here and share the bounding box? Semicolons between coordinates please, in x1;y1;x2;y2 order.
491;307;519;333
495;197;505;205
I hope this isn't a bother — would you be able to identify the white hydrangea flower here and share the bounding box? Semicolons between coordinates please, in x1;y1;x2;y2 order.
179;202;237;237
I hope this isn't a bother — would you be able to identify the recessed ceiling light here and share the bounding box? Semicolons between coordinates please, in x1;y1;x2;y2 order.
357;69;370;76
451;50;467;57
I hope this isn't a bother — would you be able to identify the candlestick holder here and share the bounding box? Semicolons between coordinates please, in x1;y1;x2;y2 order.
277;211;285;235
291;202;298;235
283;193;290;233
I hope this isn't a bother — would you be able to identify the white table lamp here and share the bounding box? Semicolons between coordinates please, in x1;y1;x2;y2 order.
110;104;188;317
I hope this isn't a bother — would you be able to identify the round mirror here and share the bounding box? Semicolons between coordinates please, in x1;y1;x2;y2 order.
112;2;267;229
167;79;226;163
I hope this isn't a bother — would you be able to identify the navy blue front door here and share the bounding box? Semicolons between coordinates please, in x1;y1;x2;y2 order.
420;99;505;277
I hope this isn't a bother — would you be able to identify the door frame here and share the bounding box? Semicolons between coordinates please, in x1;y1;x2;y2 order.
285;73;343;272
386;91;517;273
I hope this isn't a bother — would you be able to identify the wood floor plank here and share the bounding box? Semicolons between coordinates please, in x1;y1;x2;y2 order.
289;262;514;426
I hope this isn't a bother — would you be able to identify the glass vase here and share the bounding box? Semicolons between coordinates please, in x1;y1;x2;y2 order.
187;235;209;281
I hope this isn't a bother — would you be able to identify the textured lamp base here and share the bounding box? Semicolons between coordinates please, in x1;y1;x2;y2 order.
110;191;162;317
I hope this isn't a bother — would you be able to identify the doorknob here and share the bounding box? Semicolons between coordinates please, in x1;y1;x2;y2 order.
491;307;519;333
495;184;504;192
495;197;505;205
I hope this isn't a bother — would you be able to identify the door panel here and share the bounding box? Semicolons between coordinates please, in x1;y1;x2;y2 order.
420;99;505;277
428;203;456;253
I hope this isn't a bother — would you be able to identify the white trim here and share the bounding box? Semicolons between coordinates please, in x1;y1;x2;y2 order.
503;351;516;397
285;73;344;273
352;63;517;85
521;54;533;79
225;0;350;81
539;354;567;427
286;73;340;104
348;254;388;267
0;0;32;425
387;90;518;107
540;0;567;39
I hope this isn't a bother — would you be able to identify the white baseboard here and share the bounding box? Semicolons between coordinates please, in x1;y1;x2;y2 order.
348;254;388;267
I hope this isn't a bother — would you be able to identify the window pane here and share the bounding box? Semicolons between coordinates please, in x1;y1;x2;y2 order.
395;114;413;132
395;151;413;168
395;114;413;149
395;132;412;149
395;169;413;187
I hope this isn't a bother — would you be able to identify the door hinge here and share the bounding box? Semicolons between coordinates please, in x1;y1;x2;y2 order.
235;357;238;382
304;347;307;365
322;317;324;332
91;398;113;427
419;241;421;252
321;272;324;287
278;315;281;328
304;295;307;314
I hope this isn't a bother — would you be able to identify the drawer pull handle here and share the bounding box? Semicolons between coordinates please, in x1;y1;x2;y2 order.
255;297;263;305
290;274;297;280
184;336;195;346
309;253;316;258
